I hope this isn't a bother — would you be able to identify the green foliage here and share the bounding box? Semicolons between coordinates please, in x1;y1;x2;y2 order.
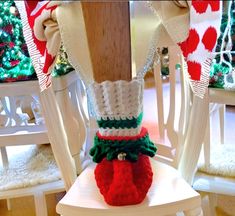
209;63;229;89
211;1;235;89
0;0;36;82
97;113;143;129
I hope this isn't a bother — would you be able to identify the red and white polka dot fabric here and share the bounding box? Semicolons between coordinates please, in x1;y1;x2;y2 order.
178;0;222;97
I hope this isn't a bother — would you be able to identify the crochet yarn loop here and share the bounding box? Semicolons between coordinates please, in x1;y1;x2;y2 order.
97;112;143;129
90;131;157;163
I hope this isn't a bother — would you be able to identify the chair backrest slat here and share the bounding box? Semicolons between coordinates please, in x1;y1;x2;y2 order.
153;46;191;168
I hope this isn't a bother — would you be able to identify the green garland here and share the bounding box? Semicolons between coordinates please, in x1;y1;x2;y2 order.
0;0;36;82
97;112;143;129
90;133;157;163
209;1;235;89
0;1;74;82
209;62;229;89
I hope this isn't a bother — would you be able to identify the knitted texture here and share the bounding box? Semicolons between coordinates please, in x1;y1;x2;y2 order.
97;112;143;129
90;127;156;163
95;155;153;206
89;79;144;136
178;0;222;98
89;79;143;119
88;78;157;206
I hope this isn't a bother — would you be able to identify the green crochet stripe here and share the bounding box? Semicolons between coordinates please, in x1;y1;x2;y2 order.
97;112;143;129
89;133;157;163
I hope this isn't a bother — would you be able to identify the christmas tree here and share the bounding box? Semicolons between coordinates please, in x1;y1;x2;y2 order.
209;1;235;89
0;0;36;82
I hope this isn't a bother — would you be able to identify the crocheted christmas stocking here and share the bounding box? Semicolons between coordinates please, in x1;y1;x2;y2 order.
89;78;157;206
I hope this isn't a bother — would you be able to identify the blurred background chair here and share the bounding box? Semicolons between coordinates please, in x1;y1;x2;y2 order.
193;87;235;216
0;69;89;216
0;78;64;216
192;1;235;215
152;45;191;168
0;11;88;214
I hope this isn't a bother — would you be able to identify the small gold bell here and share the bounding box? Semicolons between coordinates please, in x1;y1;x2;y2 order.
117;152;127;161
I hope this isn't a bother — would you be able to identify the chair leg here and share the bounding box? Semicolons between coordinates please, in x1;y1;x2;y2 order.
179;93;209;184
208;193;217;216
55;87;86;175
204;114;210;166
0;147;9;168
34;192;47;216
0;147;11;211
40;87;76;190
153;61;165;140
6;199;11;211
184;207;203;216
219;105;225;145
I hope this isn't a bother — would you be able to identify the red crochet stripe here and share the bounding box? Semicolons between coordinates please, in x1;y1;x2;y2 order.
97;127;148;141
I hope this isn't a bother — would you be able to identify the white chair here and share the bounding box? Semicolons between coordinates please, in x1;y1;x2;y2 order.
52;71;87;175
191;0;235;213
55;48;203;216
154;46;225;168
202;91;229;167
152;46;230;216
153;46;231;216
0;79;64;216
57;160;202;216
0;71;87;216
193;88;235;216
155;47;232;215
153;46;191;168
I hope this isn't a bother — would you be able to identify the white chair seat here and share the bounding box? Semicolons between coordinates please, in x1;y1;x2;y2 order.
57;159;201;216
193;172;235;197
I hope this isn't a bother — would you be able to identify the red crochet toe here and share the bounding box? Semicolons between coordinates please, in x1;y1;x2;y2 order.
94;155;153;206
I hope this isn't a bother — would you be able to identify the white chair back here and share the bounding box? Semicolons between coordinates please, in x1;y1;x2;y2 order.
153;46;192;168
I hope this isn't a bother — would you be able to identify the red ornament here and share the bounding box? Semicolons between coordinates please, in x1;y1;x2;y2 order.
0;50;4;57
9;42;15;48
209;77;216;84
21;43;28;52
10;60;20;67
3;24;13;34
94;155;153;206
0;43;6;48
217;72;222;77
